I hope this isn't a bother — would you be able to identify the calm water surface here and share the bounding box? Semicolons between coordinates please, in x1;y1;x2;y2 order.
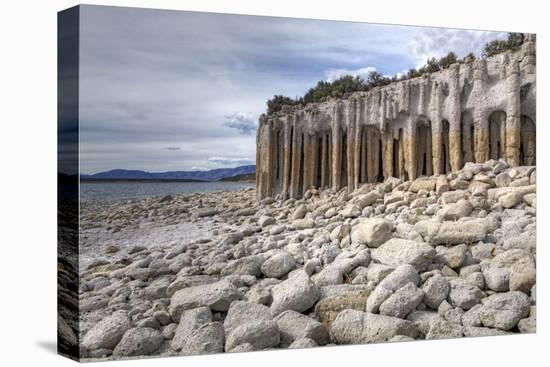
81;181;255;201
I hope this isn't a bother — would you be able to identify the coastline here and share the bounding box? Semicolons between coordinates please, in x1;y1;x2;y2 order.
78;160;536;360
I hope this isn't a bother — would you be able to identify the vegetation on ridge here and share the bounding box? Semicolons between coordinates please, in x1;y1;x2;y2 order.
266;32;527;116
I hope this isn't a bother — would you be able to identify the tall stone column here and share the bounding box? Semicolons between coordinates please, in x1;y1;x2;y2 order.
281;116;292;199
448;64;462;171
289;121;302;199
320;133;328;189
310;134;319;190
354;123;362;190
473;59;489;163
360;129;367;183
505;61;521;166
430;83;442;175
474;110;489;163
255;115;264;199
366;127;378;183
302;133;312;195
461;116;474;164
383;129;393;180
331;105;342;191
426;126;433;176
398;131;405;179
347;103;356;192
406;118;417;180
265;119;274;198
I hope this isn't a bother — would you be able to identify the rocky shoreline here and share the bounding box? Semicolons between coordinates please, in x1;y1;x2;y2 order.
78;159;536;360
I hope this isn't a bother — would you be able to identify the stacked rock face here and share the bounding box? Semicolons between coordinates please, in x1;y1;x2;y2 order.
256;35;536;200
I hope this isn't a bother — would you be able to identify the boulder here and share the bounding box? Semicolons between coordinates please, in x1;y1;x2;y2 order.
479;291;531;330
447;278;483;310
315;290;369;327
290;204;307;220
261;252;296;278
169;280;241;320
270;270;320;316
170;307;212;351
422;274;450;309
351;218;393;248
258;215;275;227
425;319;464;340
409;177;436;192
82;312;131;350
112;328;163;357
223;301;272;337
372;238;435;271
431;221;487;245
179;322;225;355
379;282;424;318
366;264;419;313
292;218;315;230
274;310;329;346
437;199;473;220
225;320;280;351
221;255;263;277
289;338;318;349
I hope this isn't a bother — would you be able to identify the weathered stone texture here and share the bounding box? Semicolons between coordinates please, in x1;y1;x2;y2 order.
256;41;536;199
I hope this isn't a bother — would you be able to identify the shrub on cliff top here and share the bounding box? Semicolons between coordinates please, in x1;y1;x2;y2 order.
482;32;524;57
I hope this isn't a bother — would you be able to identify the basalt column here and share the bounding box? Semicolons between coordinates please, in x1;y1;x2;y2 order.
473;59;489;163
366;126;381;183
331;104;343;191
489;111;506;161
289;120;302;199
404;119;416;180
505;61;521;166
461;111;475;164
430;83;443;175
416;120;433;177
347;102;357;192
383;129;394;180
320;132;329;188
353;122;362;190
520;116;536;165
281;116;292;199
448;64;463;171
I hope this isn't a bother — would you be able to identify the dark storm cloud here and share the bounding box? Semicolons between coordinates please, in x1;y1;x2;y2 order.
77;5;505;173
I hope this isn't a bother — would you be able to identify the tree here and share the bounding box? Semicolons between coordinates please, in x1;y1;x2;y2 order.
463;52;475;63
266;95;296;115
482;32;525;57
438;52;458;69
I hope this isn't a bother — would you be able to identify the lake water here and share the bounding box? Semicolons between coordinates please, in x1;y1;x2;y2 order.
80;181;255;202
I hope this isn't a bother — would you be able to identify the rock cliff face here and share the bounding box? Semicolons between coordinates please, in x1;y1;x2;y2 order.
256;35;536;200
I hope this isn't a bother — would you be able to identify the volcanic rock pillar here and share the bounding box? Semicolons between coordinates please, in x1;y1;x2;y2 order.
281;116;292;199
289;122;302;199
473;59;489;163
505;61;521;166
331;105;342;191
448;64;462;172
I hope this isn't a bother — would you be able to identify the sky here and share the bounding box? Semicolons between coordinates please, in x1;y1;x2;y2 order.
78;5;507;174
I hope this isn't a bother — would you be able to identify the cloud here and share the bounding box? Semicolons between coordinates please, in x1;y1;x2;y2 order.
325;66;377;82
76;6;507;173
409;28;508;67
163;146;181;151
207;156;254;166
190;166;208;171
223;112;257;135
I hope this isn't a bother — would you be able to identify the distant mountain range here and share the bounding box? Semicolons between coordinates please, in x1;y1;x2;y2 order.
80;165;256;182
